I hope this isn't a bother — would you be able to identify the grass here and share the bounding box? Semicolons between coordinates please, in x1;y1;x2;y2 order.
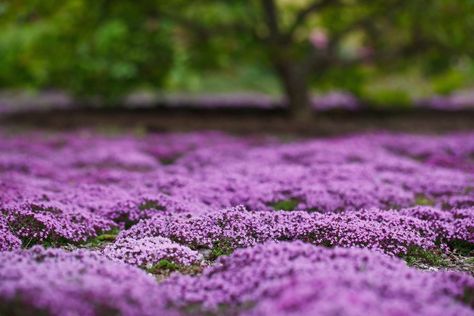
449;240;474;256
465;257;474;265
209;239;234;260
403;246;447;267
41;236;71;248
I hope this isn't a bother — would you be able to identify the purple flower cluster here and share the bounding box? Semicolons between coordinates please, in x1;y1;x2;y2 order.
417;91;474;111
310;91;360;111
162;241;473;316
0;246;175;316
399;206;474;243
1;130;473;250
119;205;473;256
0;215;21;251
103;193;201;229
376;132;474;173
1;201;115;246
0;129;473;315
2;241;471;316
2;131;472;211
102;236;202;267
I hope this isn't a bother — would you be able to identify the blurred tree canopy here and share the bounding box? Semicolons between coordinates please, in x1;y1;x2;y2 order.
0;0;173;104
1;0;474;115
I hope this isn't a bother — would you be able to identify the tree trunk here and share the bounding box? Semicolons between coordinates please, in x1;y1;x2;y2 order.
276;63;313;123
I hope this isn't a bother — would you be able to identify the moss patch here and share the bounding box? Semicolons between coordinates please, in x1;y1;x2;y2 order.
147;259;180;272
82;228;120;248
146;259;203;281
271;198;299;211
414;194;435;206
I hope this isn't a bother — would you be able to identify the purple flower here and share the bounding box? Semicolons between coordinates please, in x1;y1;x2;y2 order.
102;236;202;267
0;246;176;316
162;241;474;316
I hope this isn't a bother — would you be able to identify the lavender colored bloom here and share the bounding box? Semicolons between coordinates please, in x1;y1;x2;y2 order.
0;129;473;315
0;215;21;251
1;201;115;245
162;241;474;316
102;236;202;267
311;91;360;111
0;246;176;316
417;91;474;111
119;205;473;256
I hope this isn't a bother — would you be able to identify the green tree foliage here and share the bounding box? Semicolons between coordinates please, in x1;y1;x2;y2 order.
157;0;474;118
0;0;174;104
1;0;473;113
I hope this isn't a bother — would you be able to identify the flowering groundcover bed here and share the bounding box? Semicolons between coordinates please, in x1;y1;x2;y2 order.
0;130;473;316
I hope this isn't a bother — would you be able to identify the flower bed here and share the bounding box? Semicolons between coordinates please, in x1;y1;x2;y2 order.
0;130;473;315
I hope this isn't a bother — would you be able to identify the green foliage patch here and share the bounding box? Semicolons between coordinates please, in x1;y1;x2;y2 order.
449;240;474;257
147;259;180;273
2;0;474;109
403;246;447;267
271;198;300;211
414;194;436;207
138;200;165;211
209;239;234;260
82;228;120;248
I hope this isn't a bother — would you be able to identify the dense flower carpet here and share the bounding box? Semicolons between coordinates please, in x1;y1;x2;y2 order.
0;130;473;315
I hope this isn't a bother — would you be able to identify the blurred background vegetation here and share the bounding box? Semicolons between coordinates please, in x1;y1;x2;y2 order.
1;0;474;116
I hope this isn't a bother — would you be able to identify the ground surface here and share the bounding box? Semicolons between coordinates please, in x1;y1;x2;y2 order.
0;129;473;316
